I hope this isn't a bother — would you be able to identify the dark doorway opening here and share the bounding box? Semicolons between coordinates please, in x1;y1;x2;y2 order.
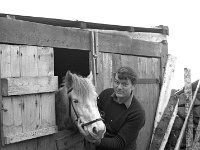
54;48;90;86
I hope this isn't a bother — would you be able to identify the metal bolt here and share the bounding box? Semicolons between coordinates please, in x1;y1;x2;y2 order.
1;107;8;112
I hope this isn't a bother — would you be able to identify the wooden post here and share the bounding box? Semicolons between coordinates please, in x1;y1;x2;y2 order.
184;68;193;150
174;79;200;150
94;32;99;74
90;31;97;86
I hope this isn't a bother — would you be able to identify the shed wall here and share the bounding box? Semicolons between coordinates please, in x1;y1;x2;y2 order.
0;16;168;150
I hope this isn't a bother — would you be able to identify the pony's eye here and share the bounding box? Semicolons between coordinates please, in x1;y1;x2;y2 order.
73;99;79;103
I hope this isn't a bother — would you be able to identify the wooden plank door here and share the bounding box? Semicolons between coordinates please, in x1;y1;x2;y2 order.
0;44;57;150
95;52;161;150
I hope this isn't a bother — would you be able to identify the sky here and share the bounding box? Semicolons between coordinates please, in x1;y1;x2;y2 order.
0;0;199;89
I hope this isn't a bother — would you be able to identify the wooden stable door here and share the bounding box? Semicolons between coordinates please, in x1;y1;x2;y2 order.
95;52;161;150
0;44;57;150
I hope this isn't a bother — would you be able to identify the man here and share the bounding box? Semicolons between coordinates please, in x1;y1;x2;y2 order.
78;66;145;150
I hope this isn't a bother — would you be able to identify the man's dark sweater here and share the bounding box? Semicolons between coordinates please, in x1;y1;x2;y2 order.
96;88;145;150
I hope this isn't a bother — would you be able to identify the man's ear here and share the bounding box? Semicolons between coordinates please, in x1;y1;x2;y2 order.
87;71;93;82
65;71;73;91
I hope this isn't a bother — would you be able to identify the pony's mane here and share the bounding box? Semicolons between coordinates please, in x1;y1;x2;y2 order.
64;73;97;100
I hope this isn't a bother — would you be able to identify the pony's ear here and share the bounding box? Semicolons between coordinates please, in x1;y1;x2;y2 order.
87;71;93;82
65;71;73;90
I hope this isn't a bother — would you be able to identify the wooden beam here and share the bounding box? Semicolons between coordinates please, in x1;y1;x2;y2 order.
98;32;163;57
4;126;57;144
0;17;90;50
149;95;179;150
1;76;58;96
184;68;193;150
174;79;200;150
153;54;177;130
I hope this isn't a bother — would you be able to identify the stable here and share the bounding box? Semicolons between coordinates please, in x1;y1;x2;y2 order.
0;13;168;150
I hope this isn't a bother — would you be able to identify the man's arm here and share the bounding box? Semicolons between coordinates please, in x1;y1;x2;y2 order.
118;108;145;146
96;134;125;150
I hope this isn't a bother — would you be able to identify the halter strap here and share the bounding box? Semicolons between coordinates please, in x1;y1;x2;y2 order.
81;118;103;127
69;96;79;121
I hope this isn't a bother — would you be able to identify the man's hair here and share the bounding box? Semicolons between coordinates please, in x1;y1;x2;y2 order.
114;66;137;85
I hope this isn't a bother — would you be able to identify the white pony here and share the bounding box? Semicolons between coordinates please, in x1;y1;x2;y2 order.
56;71;106;141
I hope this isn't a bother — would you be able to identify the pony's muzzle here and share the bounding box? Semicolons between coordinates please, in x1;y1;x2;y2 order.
88;122;106;139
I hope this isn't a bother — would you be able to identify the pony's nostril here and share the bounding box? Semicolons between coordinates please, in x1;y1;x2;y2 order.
92;127;98;135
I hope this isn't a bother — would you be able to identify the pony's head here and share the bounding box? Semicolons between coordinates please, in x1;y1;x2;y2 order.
62;71;106;140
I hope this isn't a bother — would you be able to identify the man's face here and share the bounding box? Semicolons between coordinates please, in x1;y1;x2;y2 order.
113;74;134;99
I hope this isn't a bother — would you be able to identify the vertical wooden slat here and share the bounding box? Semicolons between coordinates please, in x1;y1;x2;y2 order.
184;68;193;150
96;52;103;94
37;47;54;76
121;55;138;75
0;44;11;78
2;97;23;142
102;53;112;89
21;95;40;132
40;93;55;128
112;53;121;73
10;45;20;77
20;45;38;77
12;96;22;135
2;97;13;137
96;52;112;93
